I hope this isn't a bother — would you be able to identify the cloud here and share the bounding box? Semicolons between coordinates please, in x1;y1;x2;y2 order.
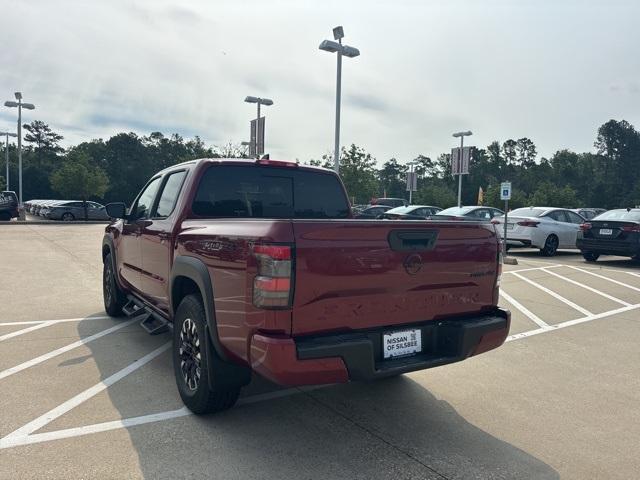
0;0;639;165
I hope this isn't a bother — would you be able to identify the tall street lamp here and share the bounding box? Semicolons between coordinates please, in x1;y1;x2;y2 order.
452;130;472;208
244;96;273;158
5;92;36;216
319;26;360;174
0;131;18;191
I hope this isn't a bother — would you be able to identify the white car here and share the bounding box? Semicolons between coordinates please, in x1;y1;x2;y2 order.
493;207;586;256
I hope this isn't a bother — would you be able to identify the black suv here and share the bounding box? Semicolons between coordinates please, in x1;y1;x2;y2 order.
0;191;18;221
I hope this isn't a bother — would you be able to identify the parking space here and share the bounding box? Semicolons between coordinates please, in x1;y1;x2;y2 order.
1;226;639;479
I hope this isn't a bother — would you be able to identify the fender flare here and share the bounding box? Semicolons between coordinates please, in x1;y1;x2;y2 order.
102;235;125;291
169;255;227;361
170;256;251;388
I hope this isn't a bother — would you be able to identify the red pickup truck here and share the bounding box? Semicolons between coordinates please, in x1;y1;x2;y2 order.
102;159;510;414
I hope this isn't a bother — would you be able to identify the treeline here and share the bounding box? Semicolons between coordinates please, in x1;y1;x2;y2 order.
313;120;640;209
1;119;639;209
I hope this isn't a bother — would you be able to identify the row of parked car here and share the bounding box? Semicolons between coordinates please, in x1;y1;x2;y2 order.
24;199;110;221
352;198;639;261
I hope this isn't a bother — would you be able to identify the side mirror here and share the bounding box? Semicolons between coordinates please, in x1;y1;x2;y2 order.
105;202;127;219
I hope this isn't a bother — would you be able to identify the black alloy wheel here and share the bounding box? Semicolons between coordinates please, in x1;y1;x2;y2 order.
179;318;202;391
540;235;559;257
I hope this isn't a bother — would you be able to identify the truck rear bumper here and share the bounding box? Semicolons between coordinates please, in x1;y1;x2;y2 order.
250;308;510;386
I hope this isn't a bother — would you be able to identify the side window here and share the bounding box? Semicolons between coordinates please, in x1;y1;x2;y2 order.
154;171;187;218
472;209;490;219
131;177;162;220
413;208;426;217
490;209;503;218
566;211;584;224
548;210;568;222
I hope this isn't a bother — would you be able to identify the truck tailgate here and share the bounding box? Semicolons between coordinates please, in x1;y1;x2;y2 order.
292;220;499;336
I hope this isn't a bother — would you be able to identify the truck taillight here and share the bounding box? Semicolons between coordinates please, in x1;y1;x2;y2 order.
252;244;293;309
622;224;640;232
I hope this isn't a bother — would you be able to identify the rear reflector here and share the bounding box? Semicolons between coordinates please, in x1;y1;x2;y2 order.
252;244;293;309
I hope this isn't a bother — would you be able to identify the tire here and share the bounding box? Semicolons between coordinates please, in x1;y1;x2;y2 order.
173;294;240;414
540;235;559;257
582;252;600;262
103;253;127;316
62;212;75;221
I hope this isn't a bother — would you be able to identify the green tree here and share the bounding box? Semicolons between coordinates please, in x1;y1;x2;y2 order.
414;183;457;208
594;119;640;207
23;120;64;155
378;158;407;198
338;144;380;204
515;138;537;167
528;181;579;208
502;139;517;165
50;150;109;220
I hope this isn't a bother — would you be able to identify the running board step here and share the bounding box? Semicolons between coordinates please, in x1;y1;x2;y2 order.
122;299;145;318
139;313;169;335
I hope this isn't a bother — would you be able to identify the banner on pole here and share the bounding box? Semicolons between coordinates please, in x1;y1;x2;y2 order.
451;147;472;175
406;171;417;191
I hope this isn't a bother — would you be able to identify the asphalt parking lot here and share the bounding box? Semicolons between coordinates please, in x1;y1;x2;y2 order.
1;224;639;479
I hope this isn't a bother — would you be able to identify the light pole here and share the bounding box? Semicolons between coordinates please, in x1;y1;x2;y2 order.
319;26;360;174
0;131;17;191
452;130;472;208
5;92;35;217
244;96;273;158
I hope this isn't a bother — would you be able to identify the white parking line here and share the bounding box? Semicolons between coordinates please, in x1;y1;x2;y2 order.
0;319;137;381
0;315;110;327
0;321;55;342
511;272;593;316
0;385;325;449
540;268;632;307
499;291;550;329
567;266;640;293
2;342;171;444
627;272;640;278
503;265;562;274
507;302;640;342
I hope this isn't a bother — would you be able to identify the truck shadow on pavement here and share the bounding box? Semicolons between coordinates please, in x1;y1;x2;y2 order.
79;318;559;480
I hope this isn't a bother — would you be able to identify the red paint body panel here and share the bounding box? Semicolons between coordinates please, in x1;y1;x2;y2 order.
291;221;499;335
249;333;349;385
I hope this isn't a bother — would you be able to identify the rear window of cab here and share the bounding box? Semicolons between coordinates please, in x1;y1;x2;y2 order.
191;165;350;219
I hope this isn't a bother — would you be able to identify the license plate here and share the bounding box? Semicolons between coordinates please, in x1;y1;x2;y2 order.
599;228;613;235
383;329;422;359
507;223;515;230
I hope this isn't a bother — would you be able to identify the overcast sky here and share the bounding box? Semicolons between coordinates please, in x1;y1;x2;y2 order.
1;0;639;165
